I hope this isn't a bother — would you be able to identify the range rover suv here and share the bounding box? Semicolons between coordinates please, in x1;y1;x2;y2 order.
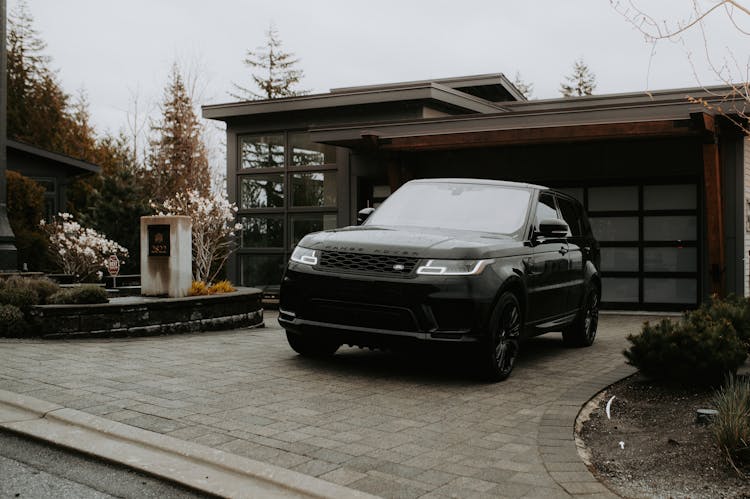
279;178;600;381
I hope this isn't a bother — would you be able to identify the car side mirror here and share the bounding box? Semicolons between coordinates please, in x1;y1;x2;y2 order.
357;207;375;225
537;218;569;238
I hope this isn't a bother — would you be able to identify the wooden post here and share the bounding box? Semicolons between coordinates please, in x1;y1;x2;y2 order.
386;158;401;193
703;141;725;296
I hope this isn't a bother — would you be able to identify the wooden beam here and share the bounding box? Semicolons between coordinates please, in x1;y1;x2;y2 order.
379;119;698;151
703;141;725;296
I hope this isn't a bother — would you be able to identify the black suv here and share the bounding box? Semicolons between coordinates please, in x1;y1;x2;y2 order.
279;179;600;381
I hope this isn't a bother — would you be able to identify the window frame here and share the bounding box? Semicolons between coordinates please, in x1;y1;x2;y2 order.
235;130;340;288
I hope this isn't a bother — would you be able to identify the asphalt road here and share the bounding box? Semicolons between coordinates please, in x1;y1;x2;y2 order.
0;429;209;499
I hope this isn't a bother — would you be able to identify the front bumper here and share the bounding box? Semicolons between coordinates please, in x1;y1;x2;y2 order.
278;262;501;346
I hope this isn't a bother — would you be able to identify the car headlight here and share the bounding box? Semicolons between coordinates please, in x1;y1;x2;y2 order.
290;246;319;265
416;259;494;276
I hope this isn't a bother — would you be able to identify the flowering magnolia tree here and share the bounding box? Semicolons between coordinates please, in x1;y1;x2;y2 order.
153;190;242;283
40;213;129;281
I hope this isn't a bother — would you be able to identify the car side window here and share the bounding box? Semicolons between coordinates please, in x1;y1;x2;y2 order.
535;193;559;229
557;197;582;237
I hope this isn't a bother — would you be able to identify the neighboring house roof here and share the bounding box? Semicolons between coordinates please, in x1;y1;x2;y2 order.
7;140;101;175
202;73;523;120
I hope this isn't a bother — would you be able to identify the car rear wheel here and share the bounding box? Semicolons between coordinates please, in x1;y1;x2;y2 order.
286;331;340;357
562;287;599;347
481;292;522;382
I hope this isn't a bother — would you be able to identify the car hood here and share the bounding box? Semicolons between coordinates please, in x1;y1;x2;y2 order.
299;225;527;259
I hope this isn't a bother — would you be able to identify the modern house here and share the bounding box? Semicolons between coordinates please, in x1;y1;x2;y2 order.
203;73;749;311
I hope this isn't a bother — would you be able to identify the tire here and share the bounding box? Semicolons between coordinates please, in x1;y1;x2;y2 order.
562;287;600;347
481;292;522;382
286;331;340;358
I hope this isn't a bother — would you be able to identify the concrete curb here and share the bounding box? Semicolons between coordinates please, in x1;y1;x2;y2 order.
0;389;378;499
538;364;637;497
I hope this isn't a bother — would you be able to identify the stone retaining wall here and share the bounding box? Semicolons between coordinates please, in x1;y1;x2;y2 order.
30;287;263;338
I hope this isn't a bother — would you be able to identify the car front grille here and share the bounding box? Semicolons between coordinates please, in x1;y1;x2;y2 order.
318;251;419;277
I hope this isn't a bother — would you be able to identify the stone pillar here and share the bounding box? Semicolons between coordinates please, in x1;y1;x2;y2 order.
140;216;192;297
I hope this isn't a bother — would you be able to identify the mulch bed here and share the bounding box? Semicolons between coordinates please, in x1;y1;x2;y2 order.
578;373;749;498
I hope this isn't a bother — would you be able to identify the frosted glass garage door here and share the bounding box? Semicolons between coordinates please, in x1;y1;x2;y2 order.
556;183;699;309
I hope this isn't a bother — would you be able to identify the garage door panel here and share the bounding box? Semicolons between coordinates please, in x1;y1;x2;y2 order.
557;182;699;309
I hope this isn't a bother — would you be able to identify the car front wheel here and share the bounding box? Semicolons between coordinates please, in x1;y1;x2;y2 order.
481;292;522;382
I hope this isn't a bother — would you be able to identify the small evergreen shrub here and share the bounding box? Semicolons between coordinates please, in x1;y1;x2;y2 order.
48;285;108;305
0;304;28;337
4;276;60;305
688;294;750;348
208;280;236;294
712;375;750;466
29;278;61;304
0;286;39;313
47;290;72;304
624;318;747;386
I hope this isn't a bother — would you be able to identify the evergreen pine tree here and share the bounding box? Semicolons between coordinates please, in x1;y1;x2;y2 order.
5;1;152;272
147;64;211;204
7;1;71;152
512;71;533;99
560;59;597;97
232;23;308;100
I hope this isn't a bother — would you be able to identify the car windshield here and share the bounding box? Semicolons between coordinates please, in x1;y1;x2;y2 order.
366;182;531;236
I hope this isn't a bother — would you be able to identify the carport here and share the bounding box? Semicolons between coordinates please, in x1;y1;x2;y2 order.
310;92;746;310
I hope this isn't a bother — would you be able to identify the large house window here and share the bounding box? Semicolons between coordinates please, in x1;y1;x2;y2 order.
291;172;337;207
237;131;338;290
289;132;336;166
239;174;285;208
240;134;284;169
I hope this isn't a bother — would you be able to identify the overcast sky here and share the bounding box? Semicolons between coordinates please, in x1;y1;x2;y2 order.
12;0;750;138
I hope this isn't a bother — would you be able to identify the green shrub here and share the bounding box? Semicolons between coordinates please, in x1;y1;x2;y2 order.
48;285;108;305
0;286;39;313
27;278;60;304
0;304;28;337
624;318;747;386
3;276;60;305
712;375;750;466
688;294;750;347
47;289;72;304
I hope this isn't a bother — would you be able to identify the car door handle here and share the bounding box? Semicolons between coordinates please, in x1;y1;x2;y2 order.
558;246;568;255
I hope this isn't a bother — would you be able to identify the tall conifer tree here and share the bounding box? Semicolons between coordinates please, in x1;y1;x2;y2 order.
232;24;308;100
560;59;597;97
147;64;210;204
7;0;69;153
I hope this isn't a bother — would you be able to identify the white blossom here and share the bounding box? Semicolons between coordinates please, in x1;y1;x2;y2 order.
153;191;239;283
40;213;129;282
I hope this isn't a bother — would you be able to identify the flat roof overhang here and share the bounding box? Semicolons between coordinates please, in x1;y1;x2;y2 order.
202;82;506;121
309;100;728;152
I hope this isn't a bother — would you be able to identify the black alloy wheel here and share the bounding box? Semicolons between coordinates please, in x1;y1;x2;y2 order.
563;287;600;347
483;292;522;382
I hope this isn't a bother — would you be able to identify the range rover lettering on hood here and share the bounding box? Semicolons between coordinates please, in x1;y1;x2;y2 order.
323;245;419;256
